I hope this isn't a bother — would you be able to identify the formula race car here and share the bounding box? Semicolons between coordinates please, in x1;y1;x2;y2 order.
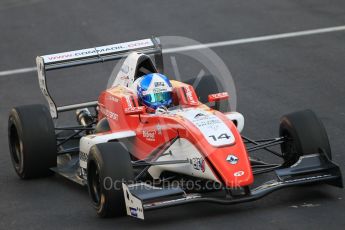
8;38;343;219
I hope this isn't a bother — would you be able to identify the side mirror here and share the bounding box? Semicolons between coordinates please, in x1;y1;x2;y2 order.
208;92;229;103
124;106;146;115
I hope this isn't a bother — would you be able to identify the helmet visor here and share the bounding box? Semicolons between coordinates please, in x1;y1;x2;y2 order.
142;92;172;104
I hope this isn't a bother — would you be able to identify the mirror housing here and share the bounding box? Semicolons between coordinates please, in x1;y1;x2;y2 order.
208;92;229;103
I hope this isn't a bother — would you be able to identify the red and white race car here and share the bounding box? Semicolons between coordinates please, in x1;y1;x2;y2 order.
8;38;342;219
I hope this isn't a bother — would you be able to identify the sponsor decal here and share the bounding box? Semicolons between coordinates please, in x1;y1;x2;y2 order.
197;119;221;127
234;171;244;177
193;115;223;128
129;207;138;217
154;82;165;87
125;95;133;108
99;107;118;120
142;129;157;141
125;106;145;115
142;88;165;95
226;154;238;165
127;40;152;48
208;124;220;131
42;39;154;63
45;53;73;62
106;95;119;102
184;86;197;104
191;111;222;128
191;157;205;172
153;88;166;93
194;113;207;119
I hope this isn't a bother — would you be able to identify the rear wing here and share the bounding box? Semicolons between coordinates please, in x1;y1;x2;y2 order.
36;37;163;118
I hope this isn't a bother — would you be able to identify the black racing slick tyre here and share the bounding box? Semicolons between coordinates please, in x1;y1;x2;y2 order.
279;109;332;166
8;104;57;179
87;142;134;218
185;75;230;112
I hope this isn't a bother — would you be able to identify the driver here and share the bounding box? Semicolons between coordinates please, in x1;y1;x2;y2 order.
133;73;173;113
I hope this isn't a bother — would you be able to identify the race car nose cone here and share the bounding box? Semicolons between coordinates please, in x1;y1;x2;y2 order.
226;155;238;165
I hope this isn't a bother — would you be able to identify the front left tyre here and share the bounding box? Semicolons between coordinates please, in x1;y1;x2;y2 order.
279;109;332;166
8;104;57;179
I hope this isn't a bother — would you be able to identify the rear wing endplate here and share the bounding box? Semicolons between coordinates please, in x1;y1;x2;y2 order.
36;37;163;118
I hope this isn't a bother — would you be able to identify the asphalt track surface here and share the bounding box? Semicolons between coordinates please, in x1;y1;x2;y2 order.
1;0;345;229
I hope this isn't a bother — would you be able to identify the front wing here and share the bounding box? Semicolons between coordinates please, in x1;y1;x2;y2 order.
122;153;342;219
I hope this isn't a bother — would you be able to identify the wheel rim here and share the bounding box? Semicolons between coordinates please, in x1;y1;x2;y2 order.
281;130;299;165
9;124;24;173
89;164;101;206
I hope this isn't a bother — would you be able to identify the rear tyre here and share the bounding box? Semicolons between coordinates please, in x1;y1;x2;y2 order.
8;104;57;179
279;109;332;166
87;142;134;218
185;75;230;112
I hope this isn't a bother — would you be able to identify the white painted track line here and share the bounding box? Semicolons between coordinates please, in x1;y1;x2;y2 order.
1;25;345;77
163;25;345;53
0;67;37;77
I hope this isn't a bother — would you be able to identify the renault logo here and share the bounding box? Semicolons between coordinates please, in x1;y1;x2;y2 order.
226;154;238;165
234;171;244;177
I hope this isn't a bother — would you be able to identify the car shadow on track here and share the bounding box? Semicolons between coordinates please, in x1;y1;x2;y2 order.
139;186;337;225
49;174;339;225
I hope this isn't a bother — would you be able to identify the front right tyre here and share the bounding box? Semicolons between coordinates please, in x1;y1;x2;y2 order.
87;142;134;218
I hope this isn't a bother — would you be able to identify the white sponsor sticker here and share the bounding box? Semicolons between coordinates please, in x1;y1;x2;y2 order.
42;39;154;63
178;109;235;147
142;129;157;141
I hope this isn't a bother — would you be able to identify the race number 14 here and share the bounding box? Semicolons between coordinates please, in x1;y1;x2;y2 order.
209;133;231;141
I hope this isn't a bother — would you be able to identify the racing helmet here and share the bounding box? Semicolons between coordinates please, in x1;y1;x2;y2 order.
137;73;173;110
